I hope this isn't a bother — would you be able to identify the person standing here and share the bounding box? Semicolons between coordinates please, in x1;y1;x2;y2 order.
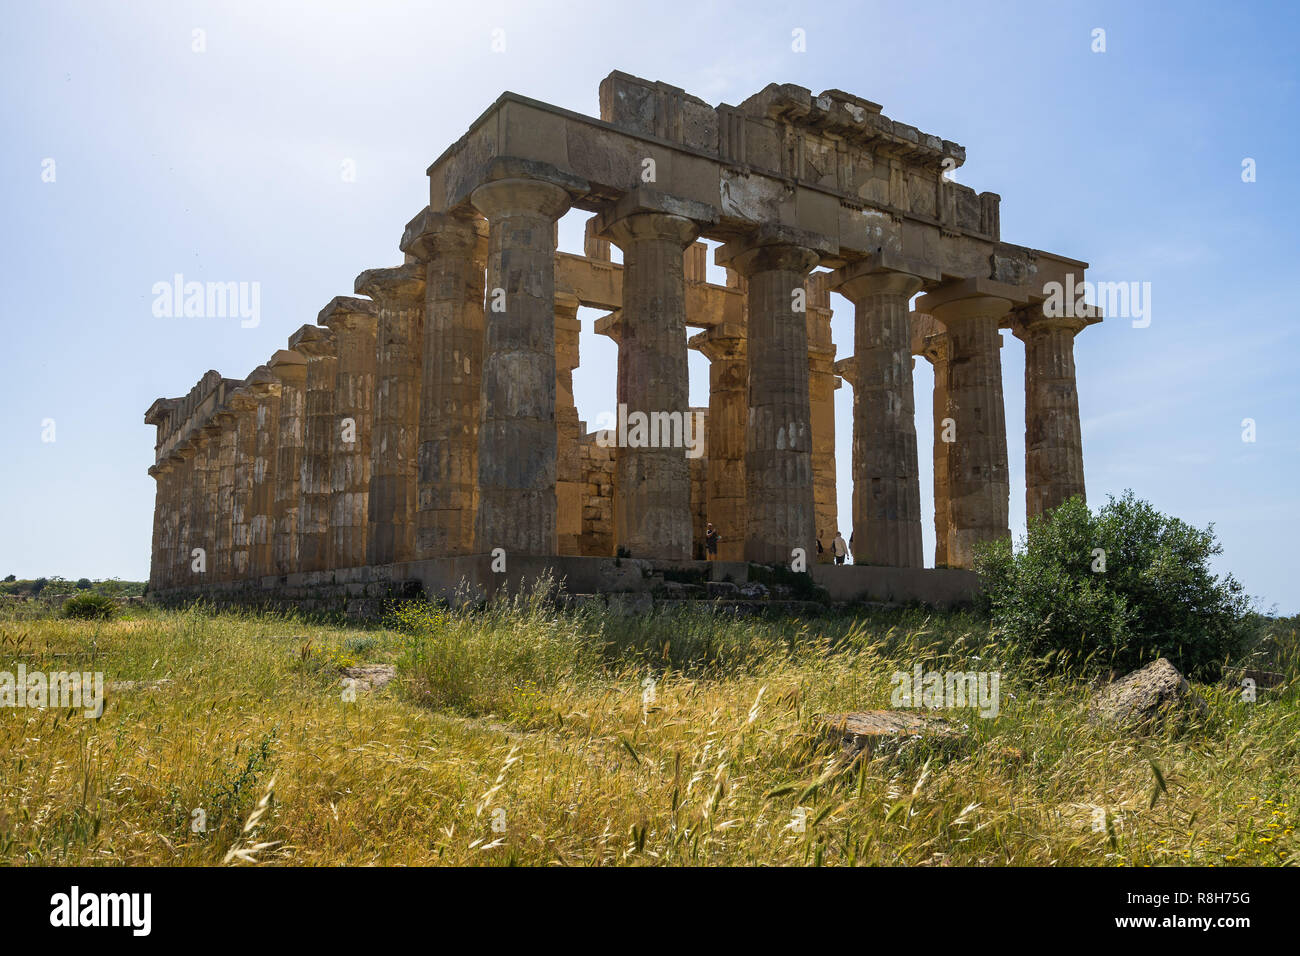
705;522;720;560
832;530;849;566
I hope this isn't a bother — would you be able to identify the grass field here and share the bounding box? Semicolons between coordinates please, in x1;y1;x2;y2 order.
1;587;1296;866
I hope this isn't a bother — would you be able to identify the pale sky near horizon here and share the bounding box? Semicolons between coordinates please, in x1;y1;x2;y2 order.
2;0;1296;613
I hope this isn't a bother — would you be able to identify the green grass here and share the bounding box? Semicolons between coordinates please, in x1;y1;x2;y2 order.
0;588;1295;866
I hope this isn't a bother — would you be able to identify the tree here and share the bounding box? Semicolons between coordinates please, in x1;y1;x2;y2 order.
76;578;93;590
974;492;1254;680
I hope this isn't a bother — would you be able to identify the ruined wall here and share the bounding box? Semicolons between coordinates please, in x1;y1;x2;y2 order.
578;431;616;557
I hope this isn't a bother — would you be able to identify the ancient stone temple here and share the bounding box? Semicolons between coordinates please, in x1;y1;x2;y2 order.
145;72;1100;613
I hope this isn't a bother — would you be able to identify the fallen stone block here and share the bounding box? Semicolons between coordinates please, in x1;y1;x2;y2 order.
339;663;396;692
1088;657;1207;726
820;710;965;754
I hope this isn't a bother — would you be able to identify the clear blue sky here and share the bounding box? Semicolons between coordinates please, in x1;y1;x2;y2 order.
2;0;1296;613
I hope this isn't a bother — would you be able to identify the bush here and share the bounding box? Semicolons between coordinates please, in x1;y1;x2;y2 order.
61;593;119;621
974;492;1254;680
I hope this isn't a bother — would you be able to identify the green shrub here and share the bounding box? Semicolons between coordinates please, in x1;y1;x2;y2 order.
974;492;1254;680
61;593;119;621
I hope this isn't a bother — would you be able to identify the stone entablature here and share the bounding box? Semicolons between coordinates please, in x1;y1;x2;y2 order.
145;71;1100;598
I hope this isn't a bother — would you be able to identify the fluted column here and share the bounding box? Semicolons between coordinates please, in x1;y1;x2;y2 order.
290;325;338;573
554;292;584;555
318;297;378;570
920;331;952;567
193;421;222;587
918;279;1018;568
1012;304;1097;520
716;229;828;564
153;456;171;590
689;323;747;562
214;409;237;581
829;257;935;567
469;177;573;555
268;350;307;576
227;388;259;580
245;366;281;580
159;456;182;589
170;443;197;588
187;431;213;588
594;310;628;551
357;265;425;566
147;463;166;590
400;210;488;558
805;273;839;560
597;193;713;560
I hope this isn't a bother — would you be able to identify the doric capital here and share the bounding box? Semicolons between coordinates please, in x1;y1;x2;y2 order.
470;177;572;222
920;330;951;366
144;397;181;427
1009;301;1101;341
715;225;834;277
354;263;425;304
595;187;717;249
288;323;336;359
317;295;378;333
688;321;746;362
400;207;488;262
267;349;308;387
226;386;259;413
833;356;858;387
593;310;624;344
916;277;1028;324
828;252;939;302
243;364;281;399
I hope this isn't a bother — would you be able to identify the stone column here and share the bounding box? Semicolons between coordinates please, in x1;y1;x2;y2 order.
689;322;747;561
469;176;573;555
245;366;281;580
805;273;839;560
290;325;338;573
227;387;259;580
317;297;379;570
918;279;1019;568
920;331;952;567
594;310;628;551
199;419;225;584
187;430;213;588
147;463;167;591
596;191;714;560
356;264;425;566
170;443;197;589
268;350;308;576
828;256;936;568
214;409;237;581
154;455;172;590
554;292;584;555
716;228;829;564
400;210;488;558
1012;304;1098;520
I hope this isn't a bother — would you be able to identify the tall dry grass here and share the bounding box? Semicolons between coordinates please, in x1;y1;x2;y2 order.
0;590;1294;866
